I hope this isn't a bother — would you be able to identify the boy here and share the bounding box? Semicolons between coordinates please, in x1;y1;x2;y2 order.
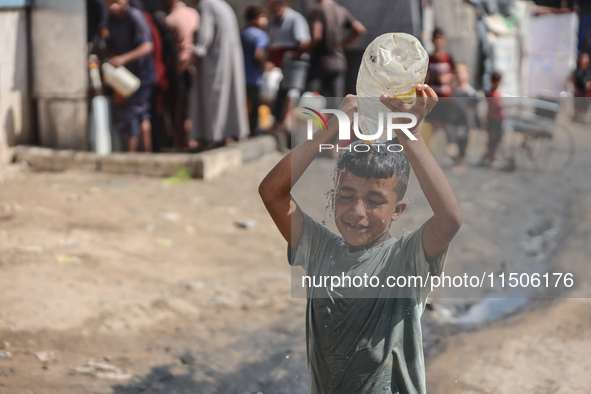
241;5;270;136
259;86;462;392
106;0;155;152
483;71;505;168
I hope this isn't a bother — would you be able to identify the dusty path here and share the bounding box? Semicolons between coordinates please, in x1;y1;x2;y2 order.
0;118;590;393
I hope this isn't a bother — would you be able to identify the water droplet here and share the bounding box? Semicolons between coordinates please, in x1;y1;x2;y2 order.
286;355;290;359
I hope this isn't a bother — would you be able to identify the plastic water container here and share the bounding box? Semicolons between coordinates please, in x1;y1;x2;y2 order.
260;67;283;103
356;33;428;143
101;63;141;98
91;95;112;156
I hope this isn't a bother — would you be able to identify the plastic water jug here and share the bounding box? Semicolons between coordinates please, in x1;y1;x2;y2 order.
260;67;283;103
356;33;428;143
101;63;141;98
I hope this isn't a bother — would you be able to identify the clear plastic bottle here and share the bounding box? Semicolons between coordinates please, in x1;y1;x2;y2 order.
356;33;428;143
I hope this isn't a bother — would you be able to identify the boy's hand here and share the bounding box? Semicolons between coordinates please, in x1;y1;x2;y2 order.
379;84;438;133
381;84;461;263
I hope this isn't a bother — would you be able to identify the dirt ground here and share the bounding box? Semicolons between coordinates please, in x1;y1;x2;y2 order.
1;118;591;393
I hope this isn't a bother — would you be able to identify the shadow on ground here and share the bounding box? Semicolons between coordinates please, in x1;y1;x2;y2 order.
112;350;308;394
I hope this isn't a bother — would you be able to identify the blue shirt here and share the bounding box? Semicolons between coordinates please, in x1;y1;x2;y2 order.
107;7;155;85
241;26;269;86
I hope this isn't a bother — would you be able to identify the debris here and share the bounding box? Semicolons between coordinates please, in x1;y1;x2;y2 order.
87;187;103;196
185;224;196;234
186;282;204;291
72;359;132;380
164;168;192;184
56;255;82;265
17;245;43;254
35;351;57;363
163;212;180;222
235;220;257;229
156;239;173;247
59;239;76;248
0;351;11;359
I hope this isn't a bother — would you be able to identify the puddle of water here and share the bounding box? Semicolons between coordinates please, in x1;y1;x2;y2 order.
455;298;528;325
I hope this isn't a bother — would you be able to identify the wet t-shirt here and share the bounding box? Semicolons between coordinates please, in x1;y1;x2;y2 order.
289;213;447;393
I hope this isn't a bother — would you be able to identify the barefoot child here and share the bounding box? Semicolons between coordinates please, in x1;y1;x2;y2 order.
259;85;462;393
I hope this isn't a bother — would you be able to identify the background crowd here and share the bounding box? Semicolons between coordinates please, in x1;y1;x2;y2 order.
87;0;590;165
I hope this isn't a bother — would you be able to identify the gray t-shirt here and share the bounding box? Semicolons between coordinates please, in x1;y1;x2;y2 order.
289;213;447;393
308;2;357;73
269;7;311;49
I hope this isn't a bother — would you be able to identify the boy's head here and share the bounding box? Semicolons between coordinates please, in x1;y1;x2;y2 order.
491;70;502;91
454;62;470;85
107;0;129;18
245;5;268;29
333;141;409;248
432;27;447;51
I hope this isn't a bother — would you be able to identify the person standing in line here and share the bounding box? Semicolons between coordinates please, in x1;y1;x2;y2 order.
130;0;169;152
267;0;311;133
483;71;505;168
426;27;455;99
241;5;270;136
164;0;200;147
106;0;155;152
306;0;365;99
425;27;455;150
189;0;249;148
87;0;109;46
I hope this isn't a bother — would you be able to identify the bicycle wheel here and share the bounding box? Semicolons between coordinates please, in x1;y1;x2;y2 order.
525;124;575;172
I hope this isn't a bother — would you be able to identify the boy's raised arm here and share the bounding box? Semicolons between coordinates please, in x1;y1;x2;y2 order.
381;85;462;262
259;96;357;250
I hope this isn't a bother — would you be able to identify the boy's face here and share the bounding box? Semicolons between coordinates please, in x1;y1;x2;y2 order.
333;170;406;249
255;14;269;30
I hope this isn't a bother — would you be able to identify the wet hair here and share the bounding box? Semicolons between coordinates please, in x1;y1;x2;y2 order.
432;27;445;40
245;5;265;21
491;71;502;83
336;140;411;200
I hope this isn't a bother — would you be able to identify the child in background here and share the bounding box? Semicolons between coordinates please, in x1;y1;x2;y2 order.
427;27;454;98
483;71;505;168
259;87;462;393
106;0;155;152
425;28;455;147
241;5;270;136
449;62;480;173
